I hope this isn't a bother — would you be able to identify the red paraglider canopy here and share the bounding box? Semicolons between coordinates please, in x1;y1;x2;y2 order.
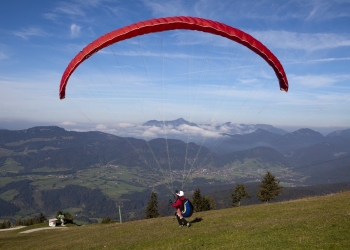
59;16;288;99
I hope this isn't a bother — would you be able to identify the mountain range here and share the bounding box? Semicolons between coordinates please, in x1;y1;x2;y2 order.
1;119;350;222
1;119;349;183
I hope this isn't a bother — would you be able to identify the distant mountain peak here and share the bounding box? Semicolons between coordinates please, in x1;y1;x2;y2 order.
215;123;287;136
289;128;324;137
27;126;66;131
143;118;197;127
326;128;350;138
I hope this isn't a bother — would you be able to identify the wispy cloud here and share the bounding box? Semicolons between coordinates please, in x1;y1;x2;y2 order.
142;0;189;16
90;122;222;140
0;52;8;61
45;0;111;21
96;123;107;129
106;49;207;59
43;1;96;23
291;57;350;64
54;2;86;17
309;57;350;63
61;121;77;126
43;13;59;21
290;74;350;88
251;30;350;51
277;89;350;110
13;27;50;40
143;0;350;22
249;0;350;21
305;0;350;20
75;0;108;8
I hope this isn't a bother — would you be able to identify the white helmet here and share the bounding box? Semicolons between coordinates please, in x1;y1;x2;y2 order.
176;190;184;197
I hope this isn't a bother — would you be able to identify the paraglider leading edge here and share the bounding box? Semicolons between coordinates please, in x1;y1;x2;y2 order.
59;16;289;99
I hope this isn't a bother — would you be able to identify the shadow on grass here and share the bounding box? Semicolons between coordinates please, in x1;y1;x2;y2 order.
190;217;202;224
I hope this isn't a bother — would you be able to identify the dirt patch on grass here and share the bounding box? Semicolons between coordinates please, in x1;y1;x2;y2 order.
19;227;68;234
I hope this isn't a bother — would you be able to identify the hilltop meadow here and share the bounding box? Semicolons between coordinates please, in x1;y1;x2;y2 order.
1;190;349;250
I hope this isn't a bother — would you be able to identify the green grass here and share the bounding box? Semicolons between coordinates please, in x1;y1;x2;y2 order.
0;189;19;201
31;167;62;172
0;177;15;187
1;191;349;249
5;137;56;147
0;158;24;172
21;165;151;196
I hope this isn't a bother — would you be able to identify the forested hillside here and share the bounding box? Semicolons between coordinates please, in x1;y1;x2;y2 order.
1;126;350;223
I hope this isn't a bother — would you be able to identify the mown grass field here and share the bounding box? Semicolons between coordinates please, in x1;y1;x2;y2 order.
1;190;349;249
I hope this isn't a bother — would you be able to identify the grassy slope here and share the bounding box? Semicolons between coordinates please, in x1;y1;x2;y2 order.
1;191;349;250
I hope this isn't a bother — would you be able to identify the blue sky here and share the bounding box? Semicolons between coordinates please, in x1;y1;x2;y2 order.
1;0;350;137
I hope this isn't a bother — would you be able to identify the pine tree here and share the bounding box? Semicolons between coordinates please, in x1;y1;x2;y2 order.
4;220;11;228
15;219;22;226
192;188;203;212
101;217;113;223
64;212;74;224
202;195;216;211
145;191;160;219
24;219;29;226
38;212;46;223
257;171;283;203
231;184;251;207
192;188;215;212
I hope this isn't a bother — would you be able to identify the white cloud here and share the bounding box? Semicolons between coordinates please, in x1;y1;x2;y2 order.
142;0;189;16
183;124;220;138
142;0;350;23
305;0;350;20
82;122;224;140
251;30;350;51
46;0;111;22
43;2;88;23
290;74;350;88
108;49;204;59
117;123;135;128
61;121;77;126
139;124;222;139
315;92;350;102
142;129;158;138
55;2;86;16
96;124;107;129
70;24;81;37
43;13;58;21
298;57;350;64
13;27;50;40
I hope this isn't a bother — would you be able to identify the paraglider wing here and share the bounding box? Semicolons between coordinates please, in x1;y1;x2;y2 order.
59;16;288;99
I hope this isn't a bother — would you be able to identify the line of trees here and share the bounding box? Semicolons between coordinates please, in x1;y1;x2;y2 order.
232;171;283;206
6;213;46;228
15;212;47;227
0;220;11;229
101;216;115;223
144;171;283;219
94;171;283;221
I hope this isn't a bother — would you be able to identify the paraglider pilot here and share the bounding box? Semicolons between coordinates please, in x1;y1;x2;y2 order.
170;190;191;228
